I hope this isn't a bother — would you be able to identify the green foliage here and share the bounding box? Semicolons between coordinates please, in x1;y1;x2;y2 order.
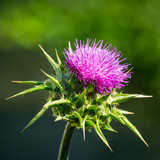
7;47;151;151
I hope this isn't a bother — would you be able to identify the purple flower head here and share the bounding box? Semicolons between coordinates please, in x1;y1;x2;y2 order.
64;39;131;94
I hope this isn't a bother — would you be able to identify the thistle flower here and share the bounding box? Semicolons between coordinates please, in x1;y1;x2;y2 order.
64;39;131;94
7;40;152;160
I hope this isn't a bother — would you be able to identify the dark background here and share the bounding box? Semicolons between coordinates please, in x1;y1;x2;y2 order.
1;0;160;159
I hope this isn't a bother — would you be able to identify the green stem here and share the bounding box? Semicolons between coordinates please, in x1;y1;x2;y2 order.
58;122;75;160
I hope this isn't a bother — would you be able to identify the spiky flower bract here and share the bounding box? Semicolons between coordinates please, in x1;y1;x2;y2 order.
7;41;151;155
64;39;131;94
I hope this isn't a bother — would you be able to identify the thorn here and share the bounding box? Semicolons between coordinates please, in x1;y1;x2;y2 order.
39;44;43;51
106;142;113;152
54;116;62;122
6;94;17;100
113;130;118;133
128;112;134;114
142;138;149;147
68;41;73;55
119;110;134;115
40;69;51;79
11;81;21;83
40;69;45;74
109;146;113;152
40;69;50;78
82;127;85;141
136;95;153;98
55;48;58;56
107;128;118;133
68;41;71;49
127;67;134;73
20;125;28;134
39;45;48;56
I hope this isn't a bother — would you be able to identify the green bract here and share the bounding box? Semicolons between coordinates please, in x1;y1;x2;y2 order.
7;45;151;151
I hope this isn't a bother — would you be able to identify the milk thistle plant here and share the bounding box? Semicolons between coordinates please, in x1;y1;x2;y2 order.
7;39;151;160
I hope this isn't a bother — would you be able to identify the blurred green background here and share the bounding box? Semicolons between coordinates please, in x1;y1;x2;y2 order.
1;0;160;159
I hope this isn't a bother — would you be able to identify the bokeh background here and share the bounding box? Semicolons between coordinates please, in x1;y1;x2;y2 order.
1;0;160;159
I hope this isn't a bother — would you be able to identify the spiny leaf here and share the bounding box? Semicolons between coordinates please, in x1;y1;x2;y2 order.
96;118;113;151
39;45;62;80
87;105;97;110
73;111;88;140
99;104;106;115
6;85;51;100
110;113;126;125
76;91;86;103
40;69;64;97
107;92;152;104
22;98;71;132
46;99;71;108
39;45;58;70
54;115;74;122
21;105;49;133
54;116;63;122
86;119;112;151
102;118;117;133
104;107;110;115
55;49;62;67
116;111;149;147
97;93;111;103
102;123;117;133
86;83;95;93
73;112;83;127
12;80;44;85
72;92;86;106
